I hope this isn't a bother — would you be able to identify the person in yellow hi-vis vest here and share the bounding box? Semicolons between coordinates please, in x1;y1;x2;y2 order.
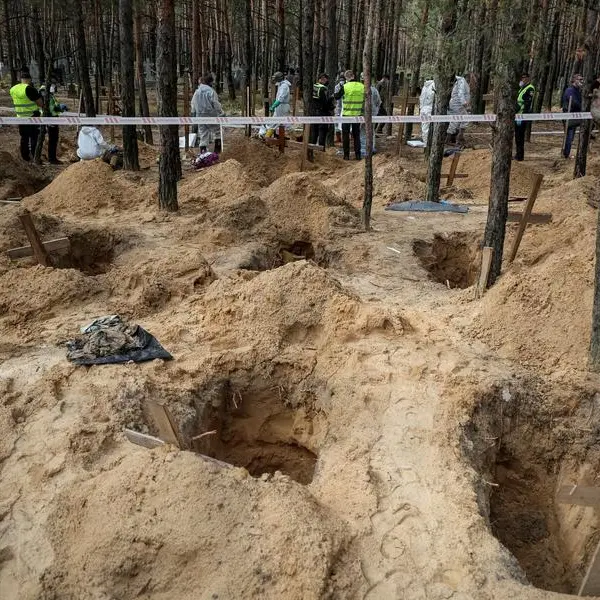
334;70;365;160
9;69;43;162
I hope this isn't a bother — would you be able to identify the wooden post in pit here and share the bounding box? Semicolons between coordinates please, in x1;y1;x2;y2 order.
18;211;50;267
446;152;461;186
300;124;310;171
475;247;494;299
147;401;183;449
556;484;600;596
278;125;286;154
508;173;544;263
183;73;190;152
107;84;115;143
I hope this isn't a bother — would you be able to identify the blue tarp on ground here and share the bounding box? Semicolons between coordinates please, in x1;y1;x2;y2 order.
385;201;469;214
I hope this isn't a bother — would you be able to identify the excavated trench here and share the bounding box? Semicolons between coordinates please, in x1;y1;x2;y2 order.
238;240;336;272
52;229;127;274
165;379;326;485
463;385;600;594
413;232;481;289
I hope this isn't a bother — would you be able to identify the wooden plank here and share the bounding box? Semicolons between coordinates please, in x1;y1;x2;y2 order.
278;125;286;154
508;173;544;263
508;196;528;202
18;211;50;266
7;237;70;259
124;429;165;449
300;123;310;171
507;211;552;224
475;247;494;299
446;152;461;186
147;401;181;448
396;81;410;156
579;539;600;596
441;173;468;179
557;484;600;507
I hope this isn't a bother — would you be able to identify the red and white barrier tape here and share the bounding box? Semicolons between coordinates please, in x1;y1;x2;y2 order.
0;112;592;126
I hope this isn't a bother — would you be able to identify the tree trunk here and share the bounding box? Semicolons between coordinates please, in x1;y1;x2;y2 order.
192;0;201;84
326;0;338;84
157;0;180;212
134;3;153;144
483;0;527;286
574;35;596;178
3;0;17;84
302;0;315;109
223;1;236;100
590;206;600;371
277;0;285;72
73;0;96;117
345;0;354;69
362;0;376;231
120;0;140;170
425;4;458;204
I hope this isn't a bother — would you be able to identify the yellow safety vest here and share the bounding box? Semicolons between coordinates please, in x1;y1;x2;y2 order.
10;83;38;117
517;83;535;114
342;81;365;116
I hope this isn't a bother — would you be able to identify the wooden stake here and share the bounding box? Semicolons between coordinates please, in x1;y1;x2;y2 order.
124;429;165;449
300;123;310;170
475;246;494;298
508;173;543;263
446;152;461;186
278;125;285;154
147;401;183;448
7;237;70;259
18;211;50;267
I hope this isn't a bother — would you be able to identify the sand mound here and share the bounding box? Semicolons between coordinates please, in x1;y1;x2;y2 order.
452;149;538;200
0;265;102;326
261;172;361;241
186;261;406;361
469;176;597;374
179;159;260;205
23;161;148;217
42;449;351;600
0;151;50;199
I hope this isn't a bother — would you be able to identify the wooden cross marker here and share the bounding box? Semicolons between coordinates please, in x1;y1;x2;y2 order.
508;172;544;263
18;211;51;267
557;484;600;596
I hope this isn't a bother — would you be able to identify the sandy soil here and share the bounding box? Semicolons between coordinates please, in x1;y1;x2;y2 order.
1;125;600;600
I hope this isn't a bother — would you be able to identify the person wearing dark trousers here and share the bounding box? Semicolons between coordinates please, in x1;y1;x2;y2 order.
309;73;333;148
562;74;584;159
9;70;43;161
40;84;68;164
375;74;390;134
514;73;535;161
334;70;365;160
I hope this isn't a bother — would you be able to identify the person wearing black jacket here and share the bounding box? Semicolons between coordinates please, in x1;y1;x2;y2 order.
309;73;333;148
514;73;535;161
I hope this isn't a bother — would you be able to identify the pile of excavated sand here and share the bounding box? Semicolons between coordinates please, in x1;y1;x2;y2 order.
329;155;427;207
0;151;50;199
468;175;598;375
453;149;538;200
23;161;149;217
40;449;353;600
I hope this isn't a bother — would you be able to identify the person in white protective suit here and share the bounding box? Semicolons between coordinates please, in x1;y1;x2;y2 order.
419;79;435;145
333;73;346;144
191;73;223;154
360;74;381;155
447;75;471;144
270;71;291;128
77;126;123;168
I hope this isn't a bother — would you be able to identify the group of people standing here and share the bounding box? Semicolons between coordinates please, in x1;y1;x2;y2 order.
9;69;67;164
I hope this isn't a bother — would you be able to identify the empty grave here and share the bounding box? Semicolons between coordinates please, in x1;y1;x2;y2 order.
413;232;481;289
238;240;335;272
463;386;600;595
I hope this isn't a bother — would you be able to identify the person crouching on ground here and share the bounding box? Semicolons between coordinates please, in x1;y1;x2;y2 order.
9;69;43;162
77;126;123;169
191;73;223;154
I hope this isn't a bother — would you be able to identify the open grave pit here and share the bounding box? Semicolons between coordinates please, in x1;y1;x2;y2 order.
413;231;481;289
462;385;600;595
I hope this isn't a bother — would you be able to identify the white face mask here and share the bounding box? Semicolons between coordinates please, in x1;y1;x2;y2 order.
519;81;525;88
